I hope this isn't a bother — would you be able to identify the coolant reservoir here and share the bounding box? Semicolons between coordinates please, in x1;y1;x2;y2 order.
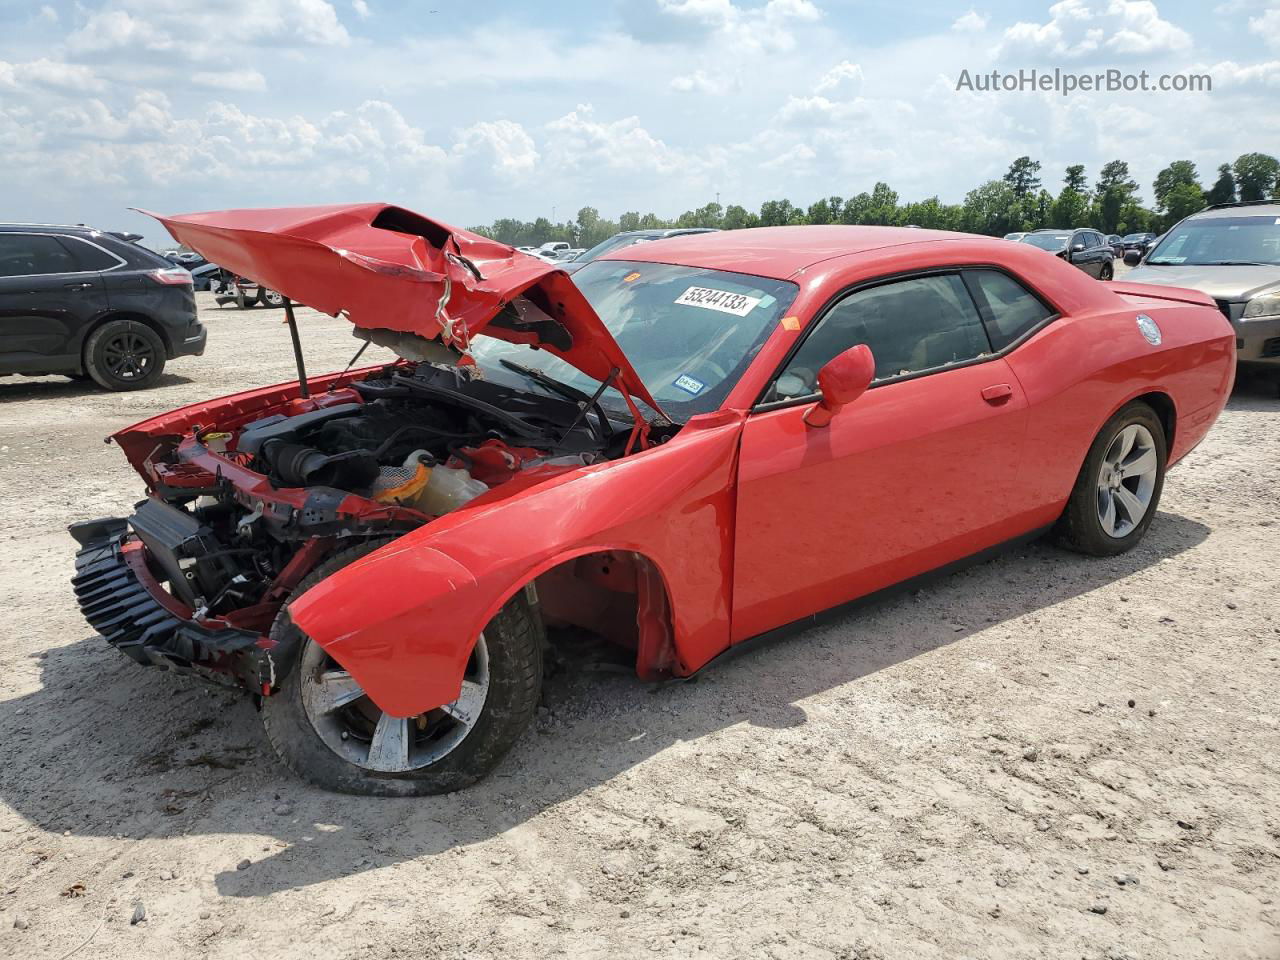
414;465;488;515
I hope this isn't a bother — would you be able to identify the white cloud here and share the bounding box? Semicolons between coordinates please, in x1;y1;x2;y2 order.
352;0;371;18
1250;10;1280;50
952;9;989;32
453;120;539;177
192;69;269;92
670;69;735;94
0;58;104;93
38;4;58;23
68;0;351;61
999;0;1191;60
814;60;863;94
630;0;822;54
543;105;692;177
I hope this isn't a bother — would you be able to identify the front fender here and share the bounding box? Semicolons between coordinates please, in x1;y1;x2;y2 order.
287;413;745;717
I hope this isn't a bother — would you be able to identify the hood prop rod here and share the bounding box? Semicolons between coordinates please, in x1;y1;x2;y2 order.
282;297;310;400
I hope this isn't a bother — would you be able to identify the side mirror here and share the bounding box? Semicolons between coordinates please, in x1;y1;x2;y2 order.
1123;249;1142;266
1070;242;1085;255
804;344;875;428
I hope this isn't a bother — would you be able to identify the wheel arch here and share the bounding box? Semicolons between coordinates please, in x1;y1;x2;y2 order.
79;310;175;364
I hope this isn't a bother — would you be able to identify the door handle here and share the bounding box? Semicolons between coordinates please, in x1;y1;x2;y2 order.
65;282;94;291
981;383;1013;404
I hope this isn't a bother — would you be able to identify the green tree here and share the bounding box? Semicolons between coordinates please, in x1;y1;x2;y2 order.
960;180;1019;236
1162;182;1207;229
1232;152;1280;202
759;199;805;226
805;195;844;225
1096;160;1138;199
1205;164;1236;206
1003;156;1042;198
1152;160;1201;211
1063;164;1088;193
721;205;758;230
1052;187;1090;229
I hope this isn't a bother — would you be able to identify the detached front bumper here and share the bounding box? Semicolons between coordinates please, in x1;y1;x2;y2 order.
70;518;275;692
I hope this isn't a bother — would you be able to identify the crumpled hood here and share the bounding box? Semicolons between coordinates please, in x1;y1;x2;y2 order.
141;203;664;415
1124;263;1280;303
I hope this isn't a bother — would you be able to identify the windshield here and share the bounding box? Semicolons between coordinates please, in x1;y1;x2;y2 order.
572;233;652;264
1145;216;1280;266
1021;233;1069;251
470;259;798;422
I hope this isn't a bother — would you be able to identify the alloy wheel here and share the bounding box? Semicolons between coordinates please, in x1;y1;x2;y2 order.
102;332;156;381
1095;423;1158;538
299;635;490;772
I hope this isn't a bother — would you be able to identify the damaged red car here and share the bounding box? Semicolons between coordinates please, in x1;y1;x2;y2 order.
70;205;1235;795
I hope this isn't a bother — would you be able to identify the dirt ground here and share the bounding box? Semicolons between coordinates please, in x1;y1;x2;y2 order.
0;289;1278;960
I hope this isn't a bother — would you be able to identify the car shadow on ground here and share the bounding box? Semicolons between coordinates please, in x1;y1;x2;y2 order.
0;372;195;402
0;510;1209;897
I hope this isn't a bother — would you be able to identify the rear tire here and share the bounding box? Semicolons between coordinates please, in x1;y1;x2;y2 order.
261;288;285;308
83;319;166;391
261;540;543;796
1054;402;1166;556
1099;261;1114;281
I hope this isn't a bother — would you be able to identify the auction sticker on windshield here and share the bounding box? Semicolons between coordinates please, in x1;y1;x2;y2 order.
675;286;761;317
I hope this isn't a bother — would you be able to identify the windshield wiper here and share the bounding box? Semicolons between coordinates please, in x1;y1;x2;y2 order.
1202;260;1275;267
499;358;612;442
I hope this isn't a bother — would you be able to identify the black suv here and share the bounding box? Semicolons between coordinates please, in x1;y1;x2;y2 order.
0;224;206;390
1019;228;1116;280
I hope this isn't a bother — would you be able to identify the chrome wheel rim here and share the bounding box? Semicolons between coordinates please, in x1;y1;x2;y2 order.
1096;423;1157;538
300;635;489;772
264;290;284;306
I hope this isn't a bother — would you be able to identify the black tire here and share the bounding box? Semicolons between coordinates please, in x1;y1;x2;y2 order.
1054;402;1166;556
1099;261;1114;281
83;319;166;391
261;539;543;796
260;288;285;308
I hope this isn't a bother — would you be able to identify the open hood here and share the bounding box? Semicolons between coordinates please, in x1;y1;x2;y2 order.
141;204;665;416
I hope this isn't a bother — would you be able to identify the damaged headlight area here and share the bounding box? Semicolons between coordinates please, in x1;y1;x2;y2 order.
72;354;670;694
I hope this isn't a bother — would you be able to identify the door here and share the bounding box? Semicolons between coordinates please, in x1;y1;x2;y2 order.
0;233;105;369
730;271;1034;642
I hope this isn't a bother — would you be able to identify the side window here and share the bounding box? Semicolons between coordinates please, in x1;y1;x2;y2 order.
965;269;1054;351
0;234;79;278
771;273;991;400
63;237;122;272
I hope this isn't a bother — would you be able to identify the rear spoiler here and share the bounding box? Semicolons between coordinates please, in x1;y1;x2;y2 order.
1109;282;1216;308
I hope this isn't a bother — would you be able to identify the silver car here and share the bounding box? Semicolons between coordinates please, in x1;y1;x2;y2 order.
1126;201;1280;373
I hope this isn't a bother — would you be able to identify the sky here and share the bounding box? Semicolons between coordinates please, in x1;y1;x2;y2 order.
1;0;1277;246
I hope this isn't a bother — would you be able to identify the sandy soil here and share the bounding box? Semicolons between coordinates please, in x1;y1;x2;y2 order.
0;290;1278;960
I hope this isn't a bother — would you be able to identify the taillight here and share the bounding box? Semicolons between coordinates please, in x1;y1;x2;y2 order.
148;267;192;286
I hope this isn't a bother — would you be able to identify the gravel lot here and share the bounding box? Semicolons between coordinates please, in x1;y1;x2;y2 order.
1;287;1278;959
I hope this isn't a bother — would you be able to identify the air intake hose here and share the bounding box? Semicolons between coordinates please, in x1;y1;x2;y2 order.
260;439;380;490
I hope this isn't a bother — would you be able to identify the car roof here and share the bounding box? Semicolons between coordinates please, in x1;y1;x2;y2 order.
0;222;102;236
1189;201;1280;220
602;225;1010;280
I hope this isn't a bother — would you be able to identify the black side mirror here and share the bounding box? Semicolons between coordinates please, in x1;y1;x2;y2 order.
1070;242;1085;254
1123;249;1142;266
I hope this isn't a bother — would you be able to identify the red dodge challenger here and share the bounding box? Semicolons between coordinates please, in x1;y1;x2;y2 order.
70;205;1235;795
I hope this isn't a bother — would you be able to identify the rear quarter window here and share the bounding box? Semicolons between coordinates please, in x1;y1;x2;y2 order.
63;236;124;271
964;269;1054;351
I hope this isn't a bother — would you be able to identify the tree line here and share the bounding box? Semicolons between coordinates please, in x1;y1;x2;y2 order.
471;151;1280;249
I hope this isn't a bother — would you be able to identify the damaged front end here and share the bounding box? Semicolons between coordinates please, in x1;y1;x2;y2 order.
70;203;676;699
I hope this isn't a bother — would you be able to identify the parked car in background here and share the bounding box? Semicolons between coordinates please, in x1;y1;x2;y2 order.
1121;232;1157;252
208;267;286;308
70;206;1233;795
561;228;719;274
1019;228;1116;280
0;223;205;390
1003;232;1028;242
1125;201;1280;377
188;261;222;291
1106;234;1124;258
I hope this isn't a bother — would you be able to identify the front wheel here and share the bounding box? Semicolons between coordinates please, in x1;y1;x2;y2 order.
261;541;543;795
1054;402;1166;556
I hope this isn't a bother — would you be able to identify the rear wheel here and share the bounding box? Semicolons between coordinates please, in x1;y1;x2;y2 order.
261;288;285;308
83;319;166;391
1099;261;1114;281
1055;402;1166;556
261;540;543;795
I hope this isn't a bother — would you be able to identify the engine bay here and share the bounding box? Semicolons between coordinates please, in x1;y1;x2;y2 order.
121;360;675;627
